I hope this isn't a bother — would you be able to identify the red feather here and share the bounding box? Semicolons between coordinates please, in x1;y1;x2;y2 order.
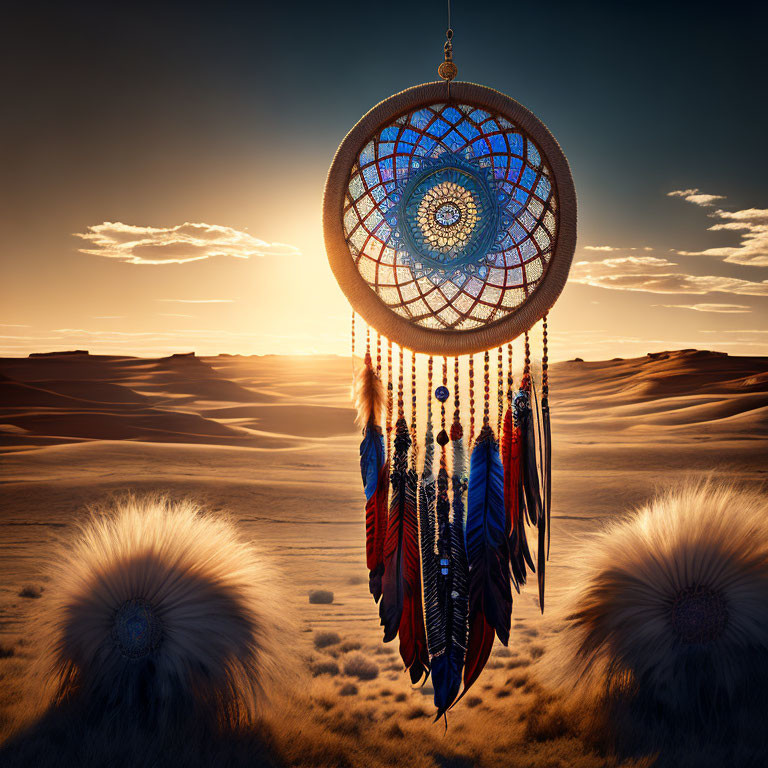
398;486;429;683
502;408;521;537
366;462;389;602
459;611;495;699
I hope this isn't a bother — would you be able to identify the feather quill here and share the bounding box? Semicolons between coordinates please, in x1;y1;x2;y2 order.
355;354;388;601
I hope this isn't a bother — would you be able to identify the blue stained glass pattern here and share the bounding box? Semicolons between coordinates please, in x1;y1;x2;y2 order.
343;102;558;330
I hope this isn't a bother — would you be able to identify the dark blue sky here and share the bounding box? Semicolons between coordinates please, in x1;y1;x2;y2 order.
2;0;767;357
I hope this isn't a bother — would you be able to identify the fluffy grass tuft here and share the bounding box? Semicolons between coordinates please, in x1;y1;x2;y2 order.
33;494;292;731
553;481;768;757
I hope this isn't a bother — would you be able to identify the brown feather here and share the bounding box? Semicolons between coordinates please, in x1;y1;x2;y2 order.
353;352;384;428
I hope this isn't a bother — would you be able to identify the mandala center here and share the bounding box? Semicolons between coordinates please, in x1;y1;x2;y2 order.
671;585;728;645
435;202;461;227
414;181;478;256
112;598;163;659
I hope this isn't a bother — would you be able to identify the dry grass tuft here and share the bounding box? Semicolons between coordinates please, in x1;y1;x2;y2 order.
32;494;293;730
313;631;341;649
552;481;768;760
311;661;340;677
343;654;379;681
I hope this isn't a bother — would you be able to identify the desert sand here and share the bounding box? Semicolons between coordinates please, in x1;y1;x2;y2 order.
0;349;766;767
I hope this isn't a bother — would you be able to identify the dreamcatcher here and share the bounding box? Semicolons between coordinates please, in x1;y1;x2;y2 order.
323;16;576;719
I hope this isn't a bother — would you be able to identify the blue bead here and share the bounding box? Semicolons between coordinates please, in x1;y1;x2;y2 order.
435;385;450;402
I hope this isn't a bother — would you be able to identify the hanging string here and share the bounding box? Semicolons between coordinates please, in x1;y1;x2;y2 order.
541;316;549;405
523;331;532;391
541;314;551;560
507;342;514;404
497;346;504;435
483;350;490;428
387;339;393;460
351;311;355;360
376;332;382;378
468;354;475;446
438;0;457;86
441;357;448;431
453;358;461;429
366;326;370;356
427;356;434;430
411;350;418;463
398;345;405;419
439;357;448;456
451;357;463;446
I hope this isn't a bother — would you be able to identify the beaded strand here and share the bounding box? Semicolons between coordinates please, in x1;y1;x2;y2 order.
497;346;504;434
468;354;475;446
483;350;491;428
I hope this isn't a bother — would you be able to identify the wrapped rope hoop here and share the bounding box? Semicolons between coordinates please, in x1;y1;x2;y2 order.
324;81;577;355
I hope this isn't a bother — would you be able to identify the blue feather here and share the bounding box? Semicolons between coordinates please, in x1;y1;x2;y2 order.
360;427;384;501
465;425;512;646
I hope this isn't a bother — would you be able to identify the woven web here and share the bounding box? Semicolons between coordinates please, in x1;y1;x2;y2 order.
343;103;558;330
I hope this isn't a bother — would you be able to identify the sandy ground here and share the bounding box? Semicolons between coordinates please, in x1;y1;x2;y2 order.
0;349;766;767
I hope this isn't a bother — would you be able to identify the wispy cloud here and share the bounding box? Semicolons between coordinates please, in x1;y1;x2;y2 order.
158;299;234;304
667;188;727;207
659;303;752;313
75;221;300;265
571;256;768;296
584;245;654;252
668;191;768;267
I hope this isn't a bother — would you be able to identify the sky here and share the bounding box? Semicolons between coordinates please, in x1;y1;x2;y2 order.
1;0;767;360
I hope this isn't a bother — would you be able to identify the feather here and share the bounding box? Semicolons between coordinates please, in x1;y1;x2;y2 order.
515;388;545;612
531;381;547;613
459;424;512;700
399;435;429;683
352;353;384;429
366;457;389;602
543;400;552;560
380;417;417;642
356;352;388;602
461;611;495;699
419;413;441;668
432;426;469;717
502;407;533;591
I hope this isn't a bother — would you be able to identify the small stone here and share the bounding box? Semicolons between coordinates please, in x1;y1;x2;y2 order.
436;429;449;447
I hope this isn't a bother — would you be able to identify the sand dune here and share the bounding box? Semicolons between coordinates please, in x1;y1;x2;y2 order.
0;349;766;767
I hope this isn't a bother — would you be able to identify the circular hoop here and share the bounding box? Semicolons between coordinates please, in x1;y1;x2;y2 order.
323;81;577;355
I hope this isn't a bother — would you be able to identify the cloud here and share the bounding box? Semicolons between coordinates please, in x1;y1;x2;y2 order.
667;189;726;207
584;245;654;252
75;222;300;265
571;256;768;296
158;299;234;304
659;303;752;313
668;192;768;267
